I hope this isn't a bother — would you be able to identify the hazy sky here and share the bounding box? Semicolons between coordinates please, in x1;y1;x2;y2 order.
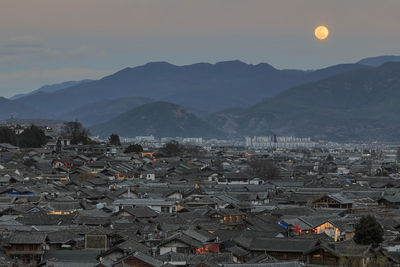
1;0;400;97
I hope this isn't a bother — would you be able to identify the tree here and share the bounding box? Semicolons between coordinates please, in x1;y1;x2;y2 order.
397;147;400;162
56;139;62;153
326;154;334;162
17;125;47;148
303;149;312;159
61;121;91;145
109;134;121;146
0;127;17;146
161;140;183;157
354;215;384;248
182;144;206;157
124;144;143;153
247;158;280;180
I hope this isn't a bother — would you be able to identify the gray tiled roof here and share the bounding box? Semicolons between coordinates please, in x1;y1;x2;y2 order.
42;250;100;265
160;232;203;248
235;236;317;253
117;251;163;267
113;199;176;206
224;262;303;267
9;231;46;244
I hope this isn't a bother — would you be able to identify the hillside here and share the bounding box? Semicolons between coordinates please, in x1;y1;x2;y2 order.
0;97;44;120
60;96;153;126
90;102;223;138
210;62;400;141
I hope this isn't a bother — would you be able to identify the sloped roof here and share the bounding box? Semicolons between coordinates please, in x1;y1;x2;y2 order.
224;245;249;257
235;236;317;253
158;252;233;265
16;213;75;225
47;230;81;243
9;231;46;244
121;206;158;218
183;229;214;243
42;250;99;265
224;262;303;267
305;240;371;258
160;232;203;248
48;201;82;211
328;193;354;204
333;240;371;257
117;251;163;267
381;192;400;203
117;238;150;254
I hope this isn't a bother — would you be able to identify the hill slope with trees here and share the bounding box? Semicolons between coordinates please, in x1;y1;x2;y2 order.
90;102;223;138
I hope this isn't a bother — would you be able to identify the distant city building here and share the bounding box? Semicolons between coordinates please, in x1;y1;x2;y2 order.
182;137;203;145
245;135;316;148
135;135;155;142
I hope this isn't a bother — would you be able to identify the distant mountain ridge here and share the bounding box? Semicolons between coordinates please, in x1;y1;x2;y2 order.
10;79;92;100
357;55;400;67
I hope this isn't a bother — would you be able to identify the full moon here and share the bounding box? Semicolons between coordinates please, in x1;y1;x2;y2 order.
314;25;329;40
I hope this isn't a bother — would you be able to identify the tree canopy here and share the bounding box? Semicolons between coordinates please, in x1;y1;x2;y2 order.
247;158;280;180
109;133;121;146
157;141;206;157
17;125;48;148
326;154;334;162
0;125;47;148
354;215;384;248
0;127;17;146
124;143;143;153
160;140;183;157
397;147;400;162
61;121;91;145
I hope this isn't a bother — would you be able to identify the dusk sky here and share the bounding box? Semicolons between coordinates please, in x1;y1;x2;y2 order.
1;0;400;97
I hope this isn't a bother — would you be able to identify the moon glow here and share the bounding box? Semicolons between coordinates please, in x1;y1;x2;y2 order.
314;25;329;40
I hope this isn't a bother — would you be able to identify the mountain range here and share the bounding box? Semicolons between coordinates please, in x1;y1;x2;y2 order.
2;55;400;141
10;79;92;100
10;60;368;118
357;55;400;67
209;62;400;141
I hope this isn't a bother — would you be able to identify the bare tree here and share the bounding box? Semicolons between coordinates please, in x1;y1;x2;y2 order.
397;147;400;162
247;158;280;180
61;121;91;145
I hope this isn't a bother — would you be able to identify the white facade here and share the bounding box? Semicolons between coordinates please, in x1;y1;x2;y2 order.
140;173;155;181
245;136;316;148
182;137;203;145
